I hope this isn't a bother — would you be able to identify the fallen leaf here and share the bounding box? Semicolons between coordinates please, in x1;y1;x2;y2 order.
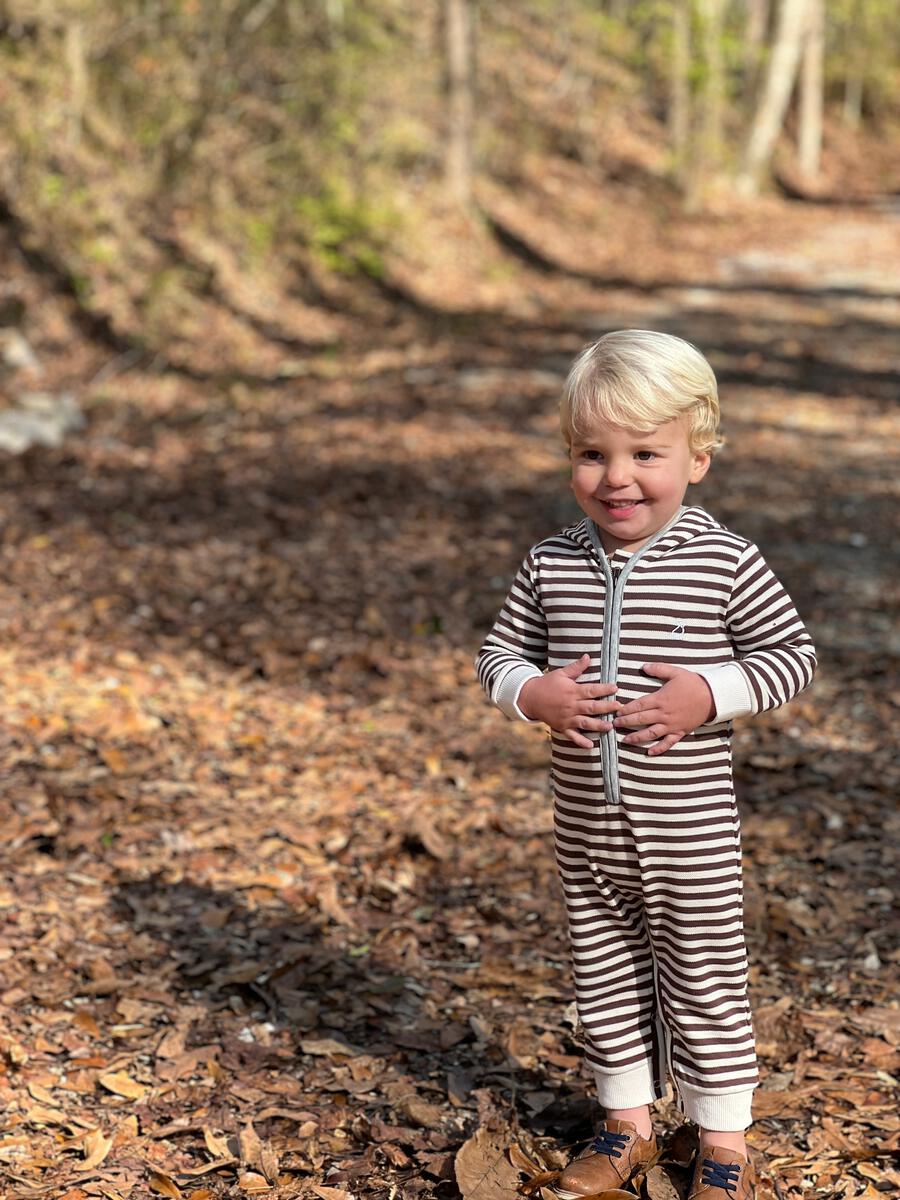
203;1127;232;1159
27;1081;60;1106
300;1035;359;1057
238;1119;263;1167
81;1127;112;1169
455;1125;521;1199
237;1172;271;1194
98;1071;147;1101
398;1094;444;1129
645;1165;683;1200
73;1012;102;1038
148;1172;182;1198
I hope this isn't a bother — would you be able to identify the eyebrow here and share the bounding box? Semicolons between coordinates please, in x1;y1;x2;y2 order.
575;440;674;448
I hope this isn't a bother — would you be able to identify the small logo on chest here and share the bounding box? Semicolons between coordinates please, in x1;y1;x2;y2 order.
670;623;686;639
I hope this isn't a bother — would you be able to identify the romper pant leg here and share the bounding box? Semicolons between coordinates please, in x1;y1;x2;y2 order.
555;793;758;1130
555;804;667;1110
634;794;758;1130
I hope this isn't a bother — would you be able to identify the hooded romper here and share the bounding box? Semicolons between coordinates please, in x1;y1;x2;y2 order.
476;506;816;1130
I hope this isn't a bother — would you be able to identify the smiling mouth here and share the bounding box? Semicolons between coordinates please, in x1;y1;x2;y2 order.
602;499;645;509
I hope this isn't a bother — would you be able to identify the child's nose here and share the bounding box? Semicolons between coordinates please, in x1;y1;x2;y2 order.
604;459;633;488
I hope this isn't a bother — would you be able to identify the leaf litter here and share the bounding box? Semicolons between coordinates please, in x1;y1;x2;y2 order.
0;208;898;1198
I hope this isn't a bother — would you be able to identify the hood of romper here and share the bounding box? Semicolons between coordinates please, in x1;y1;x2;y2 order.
561;505;727;560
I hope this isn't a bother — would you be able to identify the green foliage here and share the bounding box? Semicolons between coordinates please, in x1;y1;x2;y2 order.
296;184;394;279
0;0;895;350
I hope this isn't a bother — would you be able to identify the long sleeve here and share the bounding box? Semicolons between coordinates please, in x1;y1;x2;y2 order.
695;543;817;721
475;552;548;720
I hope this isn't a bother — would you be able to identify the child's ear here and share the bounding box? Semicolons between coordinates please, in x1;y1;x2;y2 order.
689;451;711;484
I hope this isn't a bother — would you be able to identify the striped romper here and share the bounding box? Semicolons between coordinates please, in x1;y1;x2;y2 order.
476;505;816;1129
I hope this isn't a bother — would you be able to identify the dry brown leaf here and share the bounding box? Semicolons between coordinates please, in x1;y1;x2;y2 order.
203;1128;232;1159
300;1035;359;1057
238;1119;263;1168
259;1143;280;1185
518;1169;563;1196
315;878;351;925
853;1007;900;1046
237;1172;271;1194
1;1038;28;1067
148;1172;182;1198
81;1127;112;1169
398;1094;444;1129
156;1028;187;1060
113;1115;139;1146
187;1191;214;1200
73;1012;102;1038
310;1187;355;1200
180;1160;238;1178
24;1104;71;1126
98;1071;147;1101
644;1166;683;1200
455;1125;521;1199
27;1081;59;1106
508;1144;545;1176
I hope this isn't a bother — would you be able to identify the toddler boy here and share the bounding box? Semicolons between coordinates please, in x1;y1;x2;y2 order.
476;331;816;1200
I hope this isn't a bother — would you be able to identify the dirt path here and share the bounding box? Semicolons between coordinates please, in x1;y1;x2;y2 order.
0;204;898;1199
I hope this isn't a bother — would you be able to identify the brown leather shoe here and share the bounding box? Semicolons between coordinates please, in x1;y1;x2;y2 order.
688;1145;757;1200
554;1119;658;1199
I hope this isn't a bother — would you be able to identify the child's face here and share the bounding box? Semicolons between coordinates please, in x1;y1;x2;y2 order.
570;417;710;554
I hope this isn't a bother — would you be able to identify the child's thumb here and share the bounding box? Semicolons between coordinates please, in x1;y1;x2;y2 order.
643;661;679;678
560;653;590;678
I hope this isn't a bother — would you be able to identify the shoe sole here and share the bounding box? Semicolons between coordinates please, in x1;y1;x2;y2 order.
553;1189;638;1200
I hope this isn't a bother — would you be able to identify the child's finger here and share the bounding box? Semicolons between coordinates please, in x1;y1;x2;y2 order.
621;723;668;744
614;707;663;728
562;726;595;749
570;714;613;733
583;699;621;716
647;731;685;755
559;654;591;679
581;682;618;698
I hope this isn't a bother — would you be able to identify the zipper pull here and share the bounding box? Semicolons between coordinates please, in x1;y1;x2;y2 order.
611;566;622;588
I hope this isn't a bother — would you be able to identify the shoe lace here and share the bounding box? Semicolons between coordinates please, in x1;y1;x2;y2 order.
589;1129;630;1159
700;1158;742;1196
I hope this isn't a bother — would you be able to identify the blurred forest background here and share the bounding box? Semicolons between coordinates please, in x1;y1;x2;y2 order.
0;2;898;1200
0;0;898;365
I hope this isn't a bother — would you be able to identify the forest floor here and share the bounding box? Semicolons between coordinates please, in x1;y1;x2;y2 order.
0;191;898;1200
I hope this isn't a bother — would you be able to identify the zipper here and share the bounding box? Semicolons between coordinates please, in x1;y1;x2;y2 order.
587;508;685;805
648;938;681;1112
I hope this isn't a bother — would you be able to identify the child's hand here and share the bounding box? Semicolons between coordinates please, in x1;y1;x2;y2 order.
519;653;621;749
613;663;715;755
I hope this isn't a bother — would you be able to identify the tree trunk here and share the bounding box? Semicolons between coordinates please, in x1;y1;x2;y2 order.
843;72;863;127
65;18;88;147
444;0;475;209
842;0;865;128
798;0;824;181
697;0;726;174
743;0;770;94
736;0;811;196
669;0;691;187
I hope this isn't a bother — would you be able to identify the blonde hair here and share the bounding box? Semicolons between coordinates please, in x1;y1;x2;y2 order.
560;330;723;455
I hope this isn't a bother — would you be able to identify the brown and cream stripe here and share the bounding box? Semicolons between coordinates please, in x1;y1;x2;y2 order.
476;506;816;1129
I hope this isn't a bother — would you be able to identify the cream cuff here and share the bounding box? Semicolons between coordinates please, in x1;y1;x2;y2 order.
694;662;754;722
592;1062;665;1110
678;1083;755;1131
492;663;544;722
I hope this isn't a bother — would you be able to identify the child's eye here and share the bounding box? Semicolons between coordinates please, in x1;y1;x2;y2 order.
635;450;656;461
583;450;603;461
